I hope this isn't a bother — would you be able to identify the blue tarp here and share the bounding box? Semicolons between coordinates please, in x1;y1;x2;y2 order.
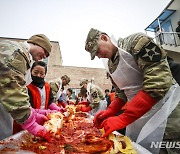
145;9;176;32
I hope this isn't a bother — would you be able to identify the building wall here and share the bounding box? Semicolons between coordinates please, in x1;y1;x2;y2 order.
152;0;180;63
47;41;63;66
167;51;180;62
162;0;180;62
45;65;112;92
165;0;180;44
168;0;180;33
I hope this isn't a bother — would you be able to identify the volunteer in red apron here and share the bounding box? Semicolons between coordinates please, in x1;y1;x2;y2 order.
85;28;180;154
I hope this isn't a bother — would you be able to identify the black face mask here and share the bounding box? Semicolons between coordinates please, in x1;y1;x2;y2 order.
31;75;45;88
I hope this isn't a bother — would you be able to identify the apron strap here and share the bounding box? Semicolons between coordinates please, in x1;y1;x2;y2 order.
56;78;62;100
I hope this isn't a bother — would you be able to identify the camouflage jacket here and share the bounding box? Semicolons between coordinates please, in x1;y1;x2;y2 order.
0;40;31;123
48;78;62;102
108;33;174;102
88;83;105;109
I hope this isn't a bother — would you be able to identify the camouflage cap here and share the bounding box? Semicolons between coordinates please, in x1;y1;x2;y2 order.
27;34;52;56
61;75;70;85
79;78;88;86
85;28;102;60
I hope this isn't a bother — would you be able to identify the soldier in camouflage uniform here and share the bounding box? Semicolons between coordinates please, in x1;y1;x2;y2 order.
49;75;70;102
0;34;53;141
77;78;107;116
85;28;180;154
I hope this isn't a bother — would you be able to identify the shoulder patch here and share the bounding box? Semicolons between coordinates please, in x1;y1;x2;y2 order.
138;41;162;62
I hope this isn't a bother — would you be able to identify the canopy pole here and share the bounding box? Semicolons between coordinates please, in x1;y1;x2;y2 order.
157;18;162;32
